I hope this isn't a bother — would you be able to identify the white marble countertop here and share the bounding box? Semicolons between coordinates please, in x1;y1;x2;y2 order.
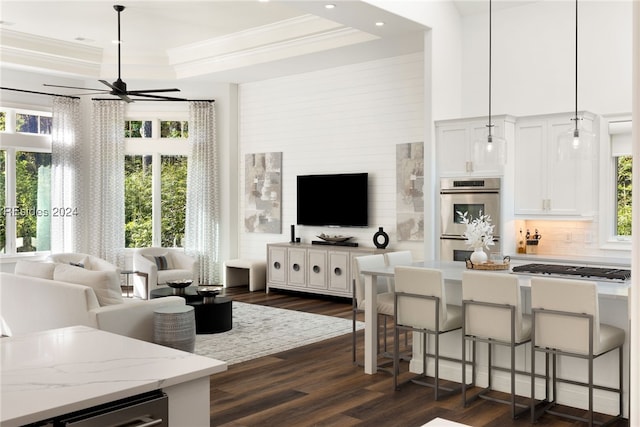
0;326;227;427
361;260;630;299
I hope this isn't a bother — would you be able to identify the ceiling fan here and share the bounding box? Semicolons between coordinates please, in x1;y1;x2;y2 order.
44;5;185;103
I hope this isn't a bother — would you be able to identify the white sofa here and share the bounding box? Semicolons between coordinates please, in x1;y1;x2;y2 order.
47;252;121;274
133;248;200;299
0;261;185;342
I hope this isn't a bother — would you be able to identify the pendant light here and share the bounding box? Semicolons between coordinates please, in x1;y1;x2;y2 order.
557;0;594;161
473;0;506;167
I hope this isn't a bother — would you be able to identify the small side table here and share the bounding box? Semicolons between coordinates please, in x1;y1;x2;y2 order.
153;305;195;353
120;270;149;299
120;270;135;298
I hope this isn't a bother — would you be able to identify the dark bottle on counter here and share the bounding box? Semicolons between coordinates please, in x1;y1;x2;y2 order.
518;229;526;253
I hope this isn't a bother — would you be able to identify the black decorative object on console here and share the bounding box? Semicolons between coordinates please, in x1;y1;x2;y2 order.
373;227;389;249
290;225;296;243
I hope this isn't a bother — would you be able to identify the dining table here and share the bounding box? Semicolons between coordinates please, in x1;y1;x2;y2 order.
358;260;630;375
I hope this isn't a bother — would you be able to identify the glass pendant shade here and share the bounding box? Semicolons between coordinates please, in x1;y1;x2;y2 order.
557;119;595;161
473;130;506;166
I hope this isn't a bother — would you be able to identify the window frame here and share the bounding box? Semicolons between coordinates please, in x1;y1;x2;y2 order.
598;114;632;251
124;115;189;248
0;106;53;259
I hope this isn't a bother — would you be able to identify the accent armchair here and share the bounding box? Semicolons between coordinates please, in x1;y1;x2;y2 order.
132;248;200;299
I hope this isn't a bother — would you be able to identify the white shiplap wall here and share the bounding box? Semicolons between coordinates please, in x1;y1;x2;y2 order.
238;52;425;260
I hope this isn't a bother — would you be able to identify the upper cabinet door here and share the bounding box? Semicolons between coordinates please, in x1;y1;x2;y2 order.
514;112;598;217
436;116;513;176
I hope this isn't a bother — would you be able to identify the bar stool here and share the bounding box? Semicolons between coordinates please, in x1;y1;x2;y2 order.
530;277;624;426
384;251;413;291
393;266;462;400
461;271;531;419
352;254;395;368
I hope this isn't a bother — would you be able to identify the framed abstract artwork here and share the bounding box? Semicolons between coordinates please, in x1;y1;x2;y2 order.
396;142;424;241
244;152;282;233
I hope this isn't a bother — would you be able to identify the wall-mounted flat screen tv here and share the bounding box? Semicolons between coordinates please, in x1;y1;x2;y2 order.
296;173;368;227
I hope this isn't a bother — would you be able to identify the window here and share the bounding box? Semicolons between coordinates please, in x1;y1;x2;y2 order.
616;155;632;236
15;151;51;252
16;112;52;135
161;155;187;247
160;120;188;138
124;118;189;248
609;119;632;241
0;107;52;256
125;120;153;138
125;155;153;248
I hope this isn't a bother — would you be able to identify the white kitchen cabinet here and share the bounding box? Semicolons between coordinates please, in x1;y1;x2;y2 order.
514;112;599;217
266;243;384;298
436;115;515;176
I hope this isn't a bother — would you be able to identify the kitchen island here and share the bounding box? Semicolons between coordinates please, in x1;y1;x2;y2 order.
360;260;630;417
1;325;227;427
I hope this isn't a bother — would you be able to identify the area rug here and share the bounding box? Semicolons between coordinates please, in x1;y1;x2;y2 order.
194;301;363;365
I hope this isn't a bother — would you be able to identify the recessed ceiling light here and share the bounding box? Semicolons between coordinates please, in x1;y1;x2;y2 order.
325;4;336;9
375;21;385;27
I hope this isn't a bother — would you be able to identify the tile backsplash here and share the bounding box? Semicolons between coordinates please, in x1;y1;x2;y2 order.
513;220;601;257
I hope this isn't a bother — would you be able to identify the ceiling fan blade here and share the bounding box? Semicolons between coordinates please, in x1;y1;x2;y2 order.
116;93;133;103
44;84;108;92
128;88;181;94
130;93;187;101
99;79;120;91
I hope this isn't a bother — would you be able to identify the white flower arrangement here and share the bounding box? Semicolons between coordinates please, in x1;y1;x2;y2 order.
457;210;495;250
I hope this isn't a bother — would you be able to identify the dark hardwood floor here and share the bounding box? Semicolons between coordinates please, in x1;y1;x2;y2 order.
208;287;629;427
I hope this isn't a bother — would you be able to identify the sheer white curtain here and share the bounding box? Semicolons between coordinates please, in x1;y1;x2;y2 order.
50;96;82;253
87;100;125;267
185;101;219;284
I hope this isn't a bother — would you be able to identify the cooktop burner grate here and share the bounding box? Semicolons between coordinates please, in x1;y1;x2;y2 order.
512;263;631;282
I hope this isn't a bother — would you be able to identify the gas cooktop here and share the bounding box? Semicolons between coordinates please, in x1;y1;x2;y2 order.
512;263;631;283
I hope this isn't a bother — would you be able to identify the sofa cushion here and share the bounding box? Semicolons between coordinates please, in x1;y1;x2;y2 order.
54;264;124;306
14;260;56;280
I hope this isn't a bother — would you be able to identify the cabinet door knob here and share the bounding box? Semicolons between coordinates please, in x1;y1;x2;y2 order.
334;267;342;276
292;263;300;271
273;261;281;269
313;265;321;274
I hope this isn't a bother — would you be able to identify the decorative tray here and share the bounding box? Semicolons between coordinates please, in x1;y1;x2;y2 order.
197;285;223;296
465;256;511;271
316;233;352;243
166;280;193;289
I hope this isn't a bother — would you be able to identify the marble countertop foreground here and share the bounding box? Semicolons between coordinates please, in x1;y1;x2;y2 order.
1;326;227;427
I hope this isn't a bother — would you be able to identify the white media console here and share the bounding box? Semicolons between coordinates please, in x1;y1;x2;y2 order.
266;242;386;298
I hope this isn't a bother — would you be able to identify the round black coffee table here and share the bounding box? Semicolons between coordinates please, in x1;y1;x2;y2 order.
150;286;232;334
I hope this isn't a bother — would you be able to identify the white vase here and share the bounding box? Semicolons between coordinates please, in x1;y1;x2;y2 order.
470;247;488;264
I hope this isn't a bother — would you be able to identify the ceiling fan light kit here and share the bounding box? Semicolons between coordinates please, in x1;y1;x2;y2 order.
42;4;185;103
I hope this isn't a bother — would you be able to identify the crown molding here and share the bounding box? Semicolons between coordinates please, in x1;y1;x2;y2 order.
170;22;378;79
0;29;102;78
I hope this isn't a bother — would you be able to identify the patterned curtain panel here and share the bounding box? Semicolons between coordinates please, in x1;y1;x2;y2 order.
185;101;219;284
87;100;125;267
50;96;82;253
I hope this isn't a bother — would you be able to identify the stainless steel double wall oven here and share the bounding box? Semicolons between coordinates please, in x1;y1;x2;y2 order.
440;177;501;262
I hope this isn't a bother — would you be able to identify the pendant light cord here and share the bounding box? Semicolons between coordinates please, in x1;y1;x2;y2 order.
488;0;493;139
574;0;579;128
